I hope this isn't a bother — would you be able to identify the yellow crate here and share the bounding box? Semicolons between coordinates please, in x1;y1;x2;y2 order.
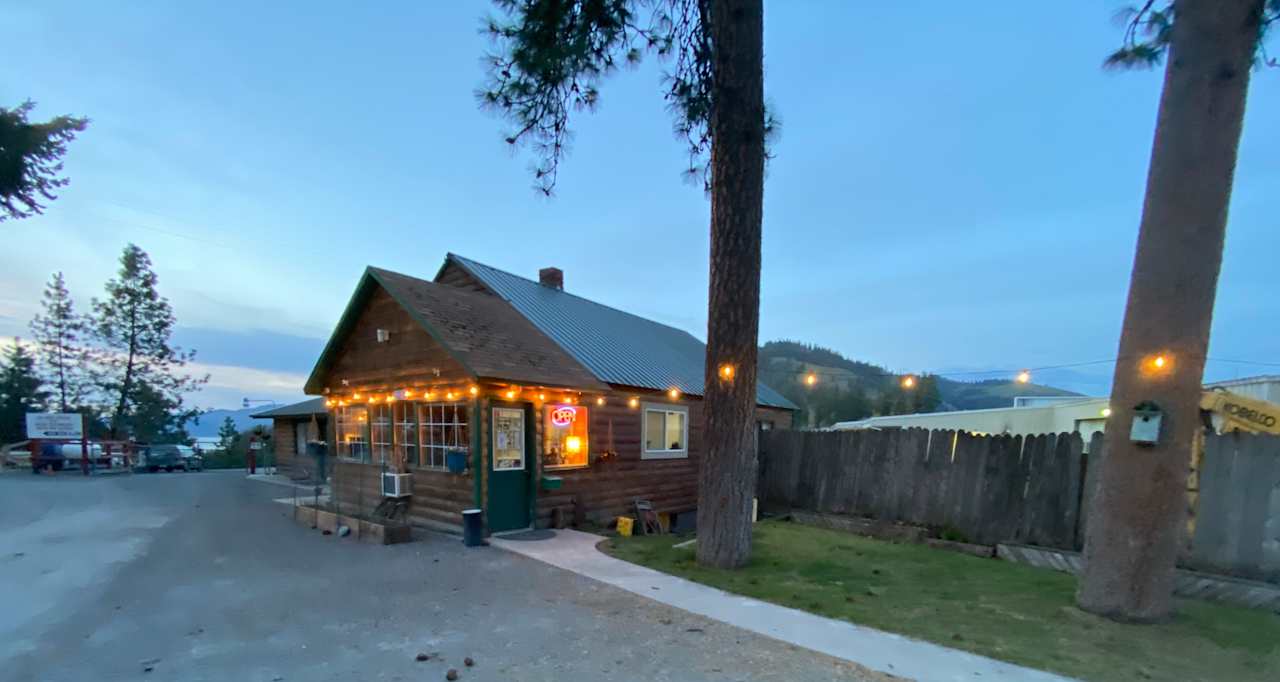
616;516;635;537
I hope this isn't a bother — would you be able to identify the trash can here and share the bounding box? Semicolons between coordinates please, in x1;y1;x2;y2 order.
463;508;484;547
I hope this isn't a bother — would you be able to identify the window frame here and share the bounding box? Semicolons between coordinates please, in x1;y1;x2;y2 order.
335;404;371;462
393;401;418;467
416;401;469;470
370;403;392;464
641;403;689;460
542;403;590;470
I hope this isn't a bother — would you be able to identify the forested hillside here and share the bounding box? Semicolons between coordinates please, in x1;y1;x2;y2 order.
758;340;1078;427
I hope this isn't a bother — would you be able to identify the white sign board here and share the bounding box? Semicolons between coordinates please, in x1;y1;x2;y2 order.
25;412;84;440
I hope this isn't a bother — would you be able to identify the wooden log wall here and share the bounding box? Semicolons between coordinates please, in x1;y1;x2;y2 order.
330;460;473;532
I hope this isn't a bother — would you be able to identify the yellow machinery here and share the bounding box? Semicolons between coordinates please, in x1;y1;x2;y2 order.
1184;388;1280;543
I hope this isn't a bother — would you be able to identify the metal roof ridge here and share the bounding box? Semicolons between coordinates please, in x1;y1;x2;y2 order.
447;253;705;343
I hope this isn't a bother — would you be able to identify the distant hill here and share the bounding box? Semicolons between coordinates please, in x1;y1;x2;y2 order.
186;407;271;438
758;340;1080;425
935;378;1078;411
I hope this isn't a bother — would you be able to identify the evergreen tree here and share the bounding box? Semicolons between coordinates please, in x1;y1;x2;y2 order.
0;339;49;443
217;416;239;451
29;272;91;412
90;244;206;440
481;0;771;569
1080;0;1278;621
0;101;88;221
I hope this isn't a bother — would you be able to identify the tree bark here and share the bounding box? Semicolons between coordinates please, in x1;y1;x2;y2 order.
696;0;766;569
1078;0;1261;622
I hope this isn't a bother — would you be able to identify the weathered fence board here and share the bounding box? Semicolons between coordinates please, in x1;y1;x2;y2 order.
1189;432;1280;583
759;427;1280;584
759;428;1083;548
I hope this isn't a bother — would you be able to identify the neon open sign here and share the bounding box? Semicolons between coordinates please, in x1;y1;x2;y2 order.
550;406;579;427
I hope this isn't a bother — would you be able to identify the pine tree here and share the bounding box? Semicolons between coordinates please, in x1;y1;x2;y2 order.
480;0;770;569
0;101;88;221
217;416;239;452
90;244;206;440
1079;0;1277;621
29;272;91;412
0;339;49;443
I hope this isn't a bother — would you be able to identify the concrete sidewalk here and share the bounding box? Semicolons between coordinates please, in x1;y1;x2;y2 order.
491;529;1075;682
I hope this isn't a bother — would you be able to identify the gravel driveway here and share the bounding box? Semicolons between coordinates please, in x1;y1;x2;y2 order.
0;470;886;681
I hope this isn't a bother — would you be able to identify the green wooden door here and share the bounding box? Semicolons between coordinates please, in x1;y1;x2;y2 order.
488;406;531;532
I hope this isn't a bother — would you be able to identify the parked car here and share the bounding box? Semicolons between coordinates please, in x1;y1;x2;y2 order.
138;444;184;473
177;445;203;471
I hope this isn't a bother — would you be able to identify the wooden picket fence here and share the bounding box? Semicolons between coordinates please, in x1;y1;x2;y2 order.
760;427;1280;583
759;428;1087;548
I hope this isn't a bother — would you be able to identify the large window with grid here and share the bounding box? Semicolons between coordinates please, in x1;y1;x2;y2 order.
370;403;392;464
336;405;370;461
417;403;469;469
394;402;418;467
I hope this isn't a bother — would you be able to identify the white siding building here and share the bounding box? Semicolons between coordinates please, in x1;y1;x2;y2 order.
832;375;1280;445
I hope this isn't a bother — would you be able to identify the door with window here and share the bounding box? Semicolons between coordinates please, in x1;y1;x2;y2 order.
488;406;531;532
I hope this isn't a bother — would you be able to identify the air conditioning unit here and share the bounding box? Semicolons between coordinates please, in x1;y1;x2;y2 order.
382;472;412;498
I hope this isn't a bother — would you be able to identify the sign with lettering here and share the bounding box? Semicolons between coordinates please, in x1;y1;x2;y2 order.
25;413;84;439
550;405;579;427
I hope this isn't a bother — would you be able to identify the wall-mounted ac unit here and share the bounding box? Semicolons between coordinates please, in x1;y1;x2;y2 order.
382;472;412;498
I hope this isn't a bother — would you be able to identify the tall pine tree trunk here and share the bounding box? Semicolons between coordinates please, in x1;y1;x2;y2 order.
1078;0;1261;621
696;0;765;569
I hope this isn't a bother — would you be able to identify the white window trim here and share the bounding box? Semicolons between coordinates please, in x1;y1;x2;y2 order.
642;403;689;460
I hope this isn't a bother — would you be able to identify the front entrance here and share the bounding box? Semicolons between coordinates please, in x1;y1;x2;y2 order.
488;406;532;532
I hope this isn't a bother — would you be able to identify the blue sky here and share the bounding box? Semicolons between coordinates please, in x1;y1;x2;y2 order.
2;1;1277;409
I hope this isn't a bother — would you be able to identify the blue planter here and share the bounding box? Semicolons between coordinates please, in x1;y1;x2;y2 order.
446;449;468;474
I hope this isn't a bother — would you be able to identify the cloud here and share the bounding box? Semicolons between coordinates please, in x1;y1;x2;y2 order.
183;360;309;411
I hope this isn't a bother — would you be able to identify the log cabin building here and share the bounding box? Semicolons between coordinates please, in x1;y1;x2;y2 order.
303;253;795;534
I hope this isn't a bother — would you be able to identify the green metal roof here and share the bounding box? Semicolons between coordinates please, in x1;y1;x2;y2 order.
444;254;797;410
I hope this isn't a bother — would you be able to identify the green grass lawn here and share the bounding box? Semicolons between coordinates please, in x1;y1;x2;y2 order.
601;519;1280;682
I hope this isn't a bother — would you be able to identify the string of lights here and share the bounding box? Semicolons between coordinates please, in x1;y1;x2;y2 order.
766;353;1275;389
322;384;673;410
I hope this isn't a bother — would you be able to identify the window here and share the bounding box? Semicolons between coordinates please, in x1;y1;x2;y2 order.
394;402;417;466
336;405;369;461
643;404;688;459
370;403;392;464
493;407;525;470
418;402;469;469
543;404;588;469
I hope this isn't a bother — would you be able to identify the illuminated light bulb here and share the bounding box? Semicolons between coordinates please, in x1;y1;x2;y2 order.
566;436;583;454
386;394;396;403
425;391;434;400
668;388;680;400
538;393;546;401
368;395;377;403
1101;407;1112;418
469;385;479;396
352;393;361;400
719;364;735;380
596;397;605;406
445;392;456;401
565;396;575;404
1016;370;1031;384
403;389;413;398
1154;355;1167;369
805;373;817;387
901;376;916;389
628;397;639;408
505;390;516;400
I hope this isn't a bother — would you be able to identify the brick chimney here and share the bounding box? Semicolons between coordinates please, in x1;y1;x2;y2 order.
538;267;563;290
